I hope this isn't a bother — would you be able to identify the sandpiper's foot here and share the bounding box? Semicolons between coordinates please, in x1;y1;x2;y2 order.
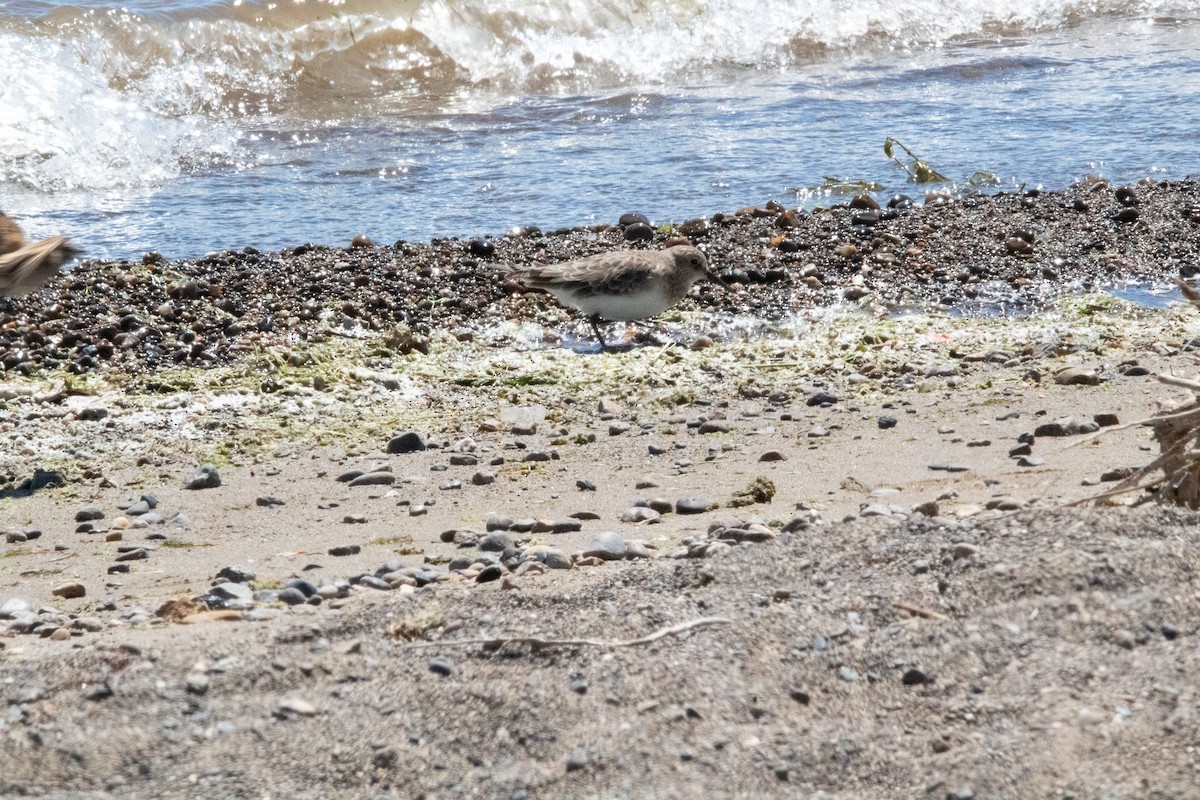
588;315;612;352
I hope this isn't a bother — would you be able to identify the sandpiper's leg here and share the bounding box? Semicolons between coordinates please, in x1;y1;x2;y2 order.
588;314;611;352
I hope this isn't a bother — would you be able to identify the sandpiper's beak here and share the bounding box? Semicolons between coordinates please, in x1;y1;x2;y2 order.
706;267;728;288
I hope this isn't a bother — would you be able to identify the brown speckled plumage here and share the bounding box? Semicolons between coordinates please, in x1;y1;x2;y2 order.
506;245;721;348
0;212;80;297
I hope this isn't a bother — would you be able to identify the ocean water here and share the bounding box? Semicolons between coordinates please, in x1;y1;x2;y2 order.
0;0;1198;260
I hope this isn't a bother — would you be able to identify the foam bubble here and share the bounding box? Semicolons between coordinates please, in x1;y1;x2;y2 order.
0;31;237;190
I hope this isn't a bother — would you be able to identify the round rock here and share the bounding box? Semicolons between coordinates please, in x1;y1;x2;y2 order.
676;497;717;515
387;432;426;454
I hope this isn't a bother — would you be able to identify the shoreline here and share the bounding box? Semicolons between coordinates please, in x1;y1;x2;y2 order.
2;181;1200;798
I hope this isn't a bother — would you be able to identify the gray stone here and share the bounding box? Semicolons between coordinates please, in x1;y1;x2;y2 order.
75;507;104;522
676;497;717;515
350;471;395;487
185;464;221;490
479;532;513;552
524;546;573;570
0;598;30;619
387;432;426;454
357;576;392;591
621;506;660;524
624;540;653;560
124;500;151;516
476;564;505;583
51;582;86;599
859;504;892;518
582;531;626;561
486;514;513;531
806;391;838;406
210;582;253;603
216;565;256;583
428;656;455;676
278;587;308;605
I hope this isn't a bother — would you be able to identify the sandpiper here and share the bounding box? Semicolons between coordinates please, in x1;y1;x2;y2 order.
0;212;80;297
505;244;723;349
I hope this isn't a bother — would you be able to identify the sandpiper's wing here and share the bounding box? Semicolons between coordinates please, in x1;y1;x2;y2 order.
0;212;30;255
510;251;660;295
0;236;79;296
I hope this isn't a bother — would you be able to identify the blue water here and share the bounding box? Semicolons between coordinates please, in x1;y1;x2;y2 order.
1;0;1198;259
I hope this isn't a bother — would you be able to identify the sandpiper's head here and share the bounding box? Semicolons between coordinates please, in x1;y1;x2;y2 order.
667;245;723;287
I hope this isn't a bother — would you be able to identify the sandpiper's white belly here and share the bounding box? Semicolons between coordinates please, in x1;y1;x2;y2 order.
548;284;678;321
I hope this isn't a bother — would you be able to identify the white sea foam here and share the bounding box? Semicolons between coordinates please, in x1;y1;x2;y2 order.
0;0;1193;192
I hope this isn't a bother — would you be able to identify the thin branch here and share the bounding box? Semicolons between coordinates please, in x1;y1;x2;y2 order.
893;601;948;621
402;616;732;650
1157;372;1200;393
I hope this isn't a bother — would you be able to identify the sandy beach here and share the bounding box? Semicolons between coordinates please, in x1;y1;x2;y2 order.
3;181;1200;798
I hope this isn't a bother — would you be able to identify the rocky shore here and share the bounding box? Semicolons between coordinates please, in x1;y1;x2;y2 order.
2;179;1200;799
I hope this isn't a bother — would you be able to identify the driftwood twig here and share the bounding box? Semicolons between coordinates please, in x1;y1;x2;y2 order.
893;601;948;621
403;616;732;650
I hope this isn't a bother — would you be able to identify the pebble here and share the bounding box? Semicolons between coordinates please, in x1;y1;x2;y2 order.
1034;417;1099;437
386;431;426;454
471;471;496;485
582;531;627;561
184;464;221;490
328;545;361;557
349;471;395;487
428;656;456;676
807;426;830;438
476;564;505;583
51;582;86;599
676;497;717;515
278;698;318;717
278;588;308;606
1054;366;1101;386
608;421;631;436
124;500;150;516
479;532;513;552
877;415;897;429
357;576;392;591
951;543;979;559
0;598;29;618
216;565;255;583
486;515;513;531
758;450;787;462
913;501;939;517
524;546;573;570
75;506;104;522
621;506;660;524
838;666;860;682
256;496;285;507
806;391;838;406
928;464;969;473
211;582;254;602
